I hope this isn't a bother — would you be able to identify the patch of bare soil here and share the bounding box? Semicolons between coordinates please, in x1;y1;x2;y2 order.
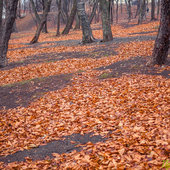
0;74;72;110
97;56;170;79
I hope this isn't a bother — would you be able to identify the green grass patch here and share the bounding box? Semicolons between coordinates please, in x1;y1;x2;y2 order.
98;72;112;79
76;70;85;74
1;77;43;88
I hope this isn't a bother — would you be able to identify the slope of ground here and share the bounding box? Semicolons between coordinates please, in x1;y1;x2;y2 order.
0;21;169;169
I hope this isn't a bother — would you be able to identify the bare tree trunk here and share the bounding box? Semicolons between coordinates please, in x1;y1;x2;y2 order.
152;0;170;65
0;0;3;37
30;0;41;24
157;0;160;19
100;0;113;42
128;0;132;22
42;0;48;33
30;0;52;44
62;0;77;35
151;0;156;20
77;0;95;43
138;0;146;24
120;0;123;14
56;0;61;35
135;0;140;18
12;20;18;32
116;0;119;23
0;0;19;67
89;0;98;24
74;13;80;29
110;0;113;24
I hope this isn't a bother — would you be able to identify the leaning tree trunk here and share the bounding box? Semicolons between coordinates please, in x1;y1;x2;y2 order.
77;0;95;44
30;0;52;44
56;0;61;35
89;0;98;24
62;0;77;35
0;0;3;37
30;0;41;24
99;0;113;42
152;0;170;65
0;0;19;67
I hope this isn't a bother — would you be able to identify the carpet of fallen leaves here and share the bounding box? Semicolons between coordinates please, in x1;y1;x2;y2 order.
0;21;169;169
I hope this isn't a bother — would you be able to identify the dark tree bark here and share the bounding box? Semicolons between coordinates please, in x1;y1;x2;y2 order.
30;0;52;44
62;0;77;35
56;0;61;35
120;0;123;14
0;0;19;67
12;20;18;33
151;0;156;20
116;0;119;23
74;13;80;29
125;0;132;21
138;0;146;24
157;0;160;19
127;0;132;22
42;0;48;33
30;0;41;24
135;0;140;18
89;0;98;24
99;0;113;42
0;0;3;37
152;0;170;65
109;0;113;24
77;0;95;44
63;0;69;22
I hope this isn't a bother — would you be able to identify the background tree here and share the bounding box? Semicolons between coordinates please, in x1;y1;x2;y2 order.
138;0;146;24
62;0;77;35
56;0;61;35
77;0;95;43
0;0;19;67
151;0;156;20
99;0;113;42
89;0;98;24
0;0;3;37
30;0;52;44
152;0;170;65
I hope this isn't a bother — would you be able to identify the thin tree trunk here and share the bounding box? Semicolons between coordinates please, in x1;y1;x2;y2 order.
62;0;77;35
0;0;3;37
157;0;160;19
89;0;98;24
56;0;61;35
100;0;113;42
30;0;41;24
0;0;19;67
135;0;140;18
152;0;170;65
128;0;132;22
116;0;119;23
30;0;52;44
120;0;123;14
110;0;113;24
42;0;48;33
77;0;95;44
151;0;156;20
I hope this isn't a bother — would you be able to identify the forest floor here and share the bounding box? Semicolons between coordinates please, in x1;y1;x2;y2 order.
0;21;169;169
